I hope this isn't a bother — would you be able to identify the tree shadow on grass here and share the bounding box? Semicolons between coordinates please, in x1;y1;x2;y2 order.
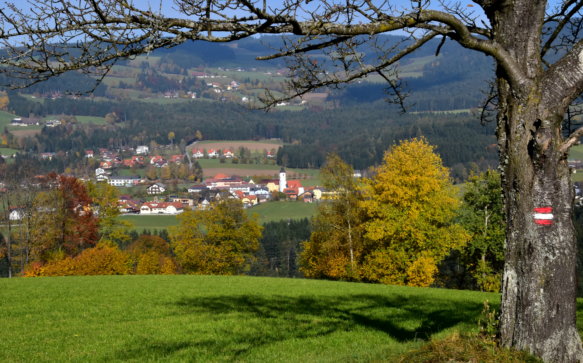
115;292;486;361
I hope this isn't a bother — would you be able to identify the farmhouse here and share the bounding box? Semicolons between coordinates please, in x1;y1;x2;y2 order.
9;208;24;221
147;183;166;195
136;145;149;155
192;149;204;158
11;117;41;126
140;202;183;215
169;196;195;207
117;199;141;214
207;149;219;158
169;154;185;164
223;149;234;158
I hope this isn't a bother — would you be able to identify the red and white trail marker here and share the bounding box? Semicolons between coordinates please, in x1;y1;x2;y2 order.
534;207;554;226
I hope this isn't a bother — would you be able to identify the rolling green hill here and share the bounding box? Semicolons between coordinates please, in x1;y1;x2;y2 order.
0;275;515;362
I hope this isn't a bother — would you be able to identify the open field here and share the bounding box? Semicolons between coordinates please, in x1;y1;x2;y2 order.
193;139;283;152
0;110;15;127
73;116;107;125
0;274;515;362
570;144;583;160
9;128;43;138
202;166;280;178
248;201;318;223
0;147;19;155
198;158;321;184
117;201;317;229
118;214;179;231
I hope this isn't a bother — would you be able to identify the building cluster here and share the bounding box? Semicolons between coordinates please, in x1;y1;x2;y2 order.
113;169;323;215
91;146;187;184
11;117;61;127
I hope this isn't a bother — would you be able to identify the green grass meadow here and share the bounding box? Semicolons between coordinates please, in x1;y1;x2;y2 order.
119;215;179;231
117;201;318;230
249;201;317;223
0;275;505;362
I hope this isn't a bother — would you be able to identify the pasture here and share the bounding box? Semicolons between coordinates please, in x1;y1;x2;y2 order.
192;139;283;152
0;275;509;362
197;157;321;184
117;201;317;229
249;201;317;223
118;214;179;231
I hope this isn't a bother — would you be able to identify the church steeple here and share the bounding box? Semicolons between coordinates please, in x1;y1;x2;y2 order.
279;167;287;193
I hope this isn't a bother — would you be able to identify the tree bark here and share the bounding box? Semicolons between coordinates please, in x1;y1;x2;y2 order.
492;1;583;361
498;92;583;362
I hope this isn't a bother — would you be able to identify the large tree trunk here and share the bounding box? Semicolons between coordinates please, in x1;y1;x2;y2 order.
493;2;583;361
498;91;583;362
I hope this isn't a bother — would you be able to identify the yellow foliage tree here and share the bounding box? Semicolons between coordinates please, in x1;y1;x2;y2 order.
360;138;469;287
170;199;262;275
0;91;9;111
136;251;162;274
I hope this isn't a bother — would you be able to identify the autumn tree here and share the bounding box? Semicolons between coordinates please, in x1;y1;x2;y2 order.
301;153;367;280
29;174;98;263
3;1;583;359
360;138;469;287
25;242;131;277
170;199;262;275
126;234;176;274
87;181;132;246
458;169;506;292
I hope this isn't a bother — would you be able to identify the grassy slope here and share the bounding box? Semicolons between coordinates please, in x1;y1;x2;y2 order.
0;275;504;362
0;110;15;127
249;201;317;223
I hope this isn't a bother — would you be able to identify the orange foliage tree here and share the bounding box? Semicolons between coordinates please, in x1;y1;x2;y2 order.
29;173;98;263
24;243;131;276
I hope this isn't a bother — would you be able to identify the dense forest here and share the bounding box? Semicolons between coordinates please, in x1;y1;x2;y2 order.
8;93;497;179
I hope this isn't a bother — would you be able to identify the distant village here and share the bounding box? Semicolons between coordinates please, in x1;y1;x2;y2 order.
89;144;324;217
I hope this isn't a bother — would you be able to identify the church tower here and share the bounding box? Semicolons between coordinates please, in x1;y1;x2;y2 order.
279;167;287;193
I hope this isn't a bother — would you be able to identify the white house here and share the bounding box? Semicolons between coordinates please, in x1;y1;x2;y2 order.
9;208;24;221
147;183;166;195
136;145;150;155
192;149;204;158
107;176;141;187
207;149;219;158
140;202;183;215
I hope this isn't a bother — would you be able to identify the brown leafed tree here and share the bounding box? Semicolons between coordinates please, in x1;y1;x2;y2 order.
0;1;582;360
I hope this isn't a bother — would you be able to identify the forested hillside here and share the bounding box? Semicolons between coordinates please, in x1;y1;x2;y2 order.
7;93;496;178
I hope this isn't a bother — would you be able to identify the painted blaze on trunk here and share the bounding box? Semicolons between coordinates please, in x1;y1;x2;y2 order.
498;94;582;361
